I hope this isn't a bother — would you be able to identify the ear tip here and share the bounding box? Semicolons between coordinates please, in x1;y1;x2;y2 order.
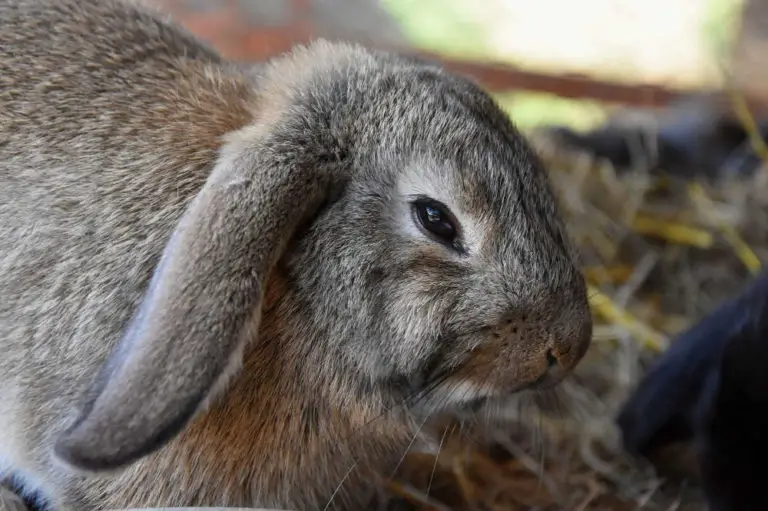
52;418;135;473
52;436;94;472
52;395;200;474
52;426;111;473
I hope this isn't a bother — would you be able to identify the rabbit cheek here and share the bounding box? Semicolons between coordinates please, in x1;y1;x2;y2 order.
380;254;468;371
450;339;543;396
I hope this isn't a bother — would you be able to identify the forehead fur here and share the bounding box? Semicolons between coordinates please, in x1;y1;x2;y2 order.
258;40;571;271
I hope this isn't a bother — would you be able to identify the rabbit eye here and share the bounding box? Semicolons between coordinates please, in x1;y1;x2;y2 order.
412;198;458;246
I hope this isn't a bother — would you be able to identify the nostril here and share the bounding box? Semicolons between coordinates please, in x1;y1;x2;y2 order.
546;349;558;368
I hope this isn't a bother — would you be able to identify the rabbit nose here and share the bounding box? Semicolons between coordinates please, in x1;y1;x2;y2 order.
546;348;558;368
545;344;574;369
494;308;591;375
543;345;574;379
547;323;592;376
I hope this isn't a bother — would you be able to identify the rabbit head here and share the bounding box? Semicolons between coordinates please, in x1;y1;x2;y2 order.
44;40;592;478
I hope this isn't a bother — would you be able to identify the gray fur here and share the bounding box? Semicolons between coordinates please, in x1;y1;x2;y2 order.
0;0;592;509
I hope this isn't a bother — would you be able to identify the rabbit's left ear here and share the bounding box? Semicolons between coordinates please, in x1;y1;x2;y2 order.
53;123;346;472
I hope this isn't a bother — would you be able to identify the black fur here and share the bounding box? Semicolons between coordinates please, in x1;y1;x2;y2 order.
548;98;768;180
618;271;768;510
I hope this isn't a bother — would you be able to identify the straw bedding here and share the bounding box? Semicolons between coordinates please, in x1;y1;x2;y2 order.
381;117;768;510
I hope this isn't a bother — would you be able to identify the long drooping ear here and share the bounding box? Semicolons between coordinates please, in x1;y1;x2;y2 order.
53;123;343;472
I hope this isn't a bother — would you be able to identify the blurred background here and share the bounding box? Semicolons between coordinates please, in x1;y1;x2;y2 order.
147;0;763;131
142;1;768;509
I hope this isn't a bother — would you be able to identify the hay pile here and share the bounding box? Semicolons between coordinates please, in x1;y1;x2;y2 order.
384;120;768;511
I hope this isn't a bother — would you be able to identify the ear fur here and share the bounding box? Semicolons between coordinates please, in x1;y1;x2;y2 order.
53;115;343;471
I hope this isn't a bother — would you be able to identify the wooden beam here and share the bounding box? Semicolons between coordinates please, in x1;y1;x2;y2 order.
150;0;768;116
412;50;687;108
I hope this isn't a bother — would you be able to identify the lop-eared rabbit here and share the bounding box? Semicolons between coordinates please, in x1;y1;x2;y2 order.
618;272;768;511
0;0;593;509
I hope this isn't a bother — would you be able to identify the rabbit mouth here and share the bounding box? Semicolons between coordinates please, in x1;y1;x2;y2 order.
406;378;502;417
396;339;566;418
426;370;568;417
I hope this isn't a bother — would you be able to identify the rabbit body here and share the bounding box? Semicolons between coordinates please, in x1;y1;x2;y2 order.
0;1;592;509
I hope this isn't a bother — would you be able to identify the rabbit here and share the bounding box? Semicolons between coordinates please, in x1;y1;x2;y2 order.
0;0;594;509
545;93;768;180
617;271;768;511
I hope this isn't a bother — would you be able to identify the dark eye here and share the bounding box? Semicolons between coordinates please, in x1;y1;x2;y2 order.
412;199;458;245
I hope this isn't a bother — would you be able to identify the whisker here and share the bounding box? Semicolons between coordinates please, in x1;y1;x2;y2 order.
535;399;546;485
530;394;545;486
322;460;359;511
326;378;444;508
321;353;473;503
426;423;451;499
549;388;567;419
313;379;441;507
389;412;432;481
334;369;453;451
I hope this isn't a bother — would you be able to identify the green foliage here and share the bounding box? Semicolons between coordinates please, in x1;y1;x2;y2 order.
379;0;745;130
495;91;607;133
380;0;490;59
702;0;744;64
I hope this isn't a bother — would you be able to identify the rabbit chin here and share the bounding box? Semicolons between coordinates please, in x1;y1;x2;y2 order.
409;381;506;418
410;373;564;421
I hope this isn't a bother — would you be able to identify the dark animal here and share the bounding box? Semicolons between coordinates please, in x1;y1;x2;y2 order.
618;271;768;511
547;94;768;180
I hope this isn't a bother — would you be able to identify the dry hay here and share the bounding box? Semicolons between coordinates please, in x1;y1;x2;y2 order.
382;119;768;511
